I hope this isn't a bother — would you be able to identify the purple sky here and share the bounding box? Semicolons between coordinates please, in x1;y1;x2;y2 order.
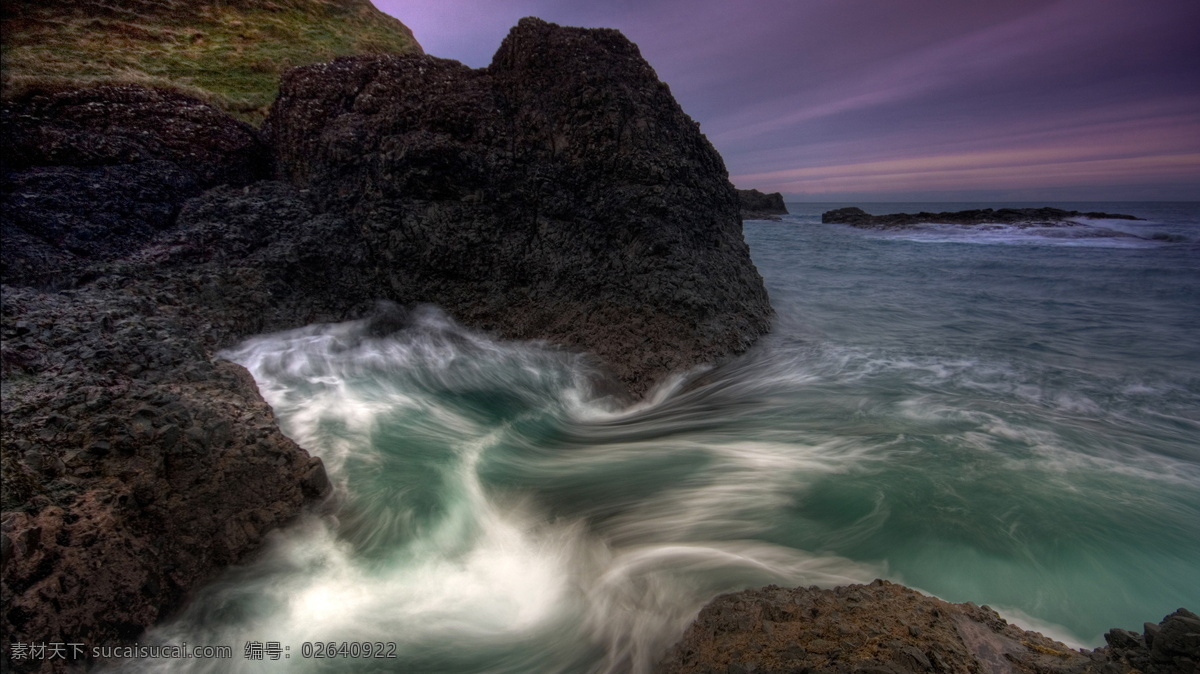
376;0;1200;201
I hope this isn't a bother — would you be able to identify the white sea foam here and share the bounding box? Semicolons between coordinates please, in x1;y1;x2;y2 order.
120;203;1200;671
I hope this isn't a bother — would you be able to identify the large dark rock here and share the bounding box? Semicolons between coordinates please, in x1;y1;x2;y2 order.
0;89;320;671
1;86;268;184
737;188;788;220
1;86;269;287
657;580;1197;674
265;16;773;395
0;279;330;672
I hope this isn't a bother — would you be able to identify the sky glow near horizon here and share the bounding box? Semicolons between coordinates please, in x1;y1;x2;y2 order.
376;0;1200;201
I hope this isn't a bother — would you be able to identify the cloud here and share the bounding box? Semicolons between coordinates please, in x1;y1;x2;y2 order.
375;0;1200;199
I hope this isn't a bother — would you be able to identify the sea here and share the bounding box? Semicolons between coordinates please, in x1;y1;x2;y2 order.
116;202;1200;673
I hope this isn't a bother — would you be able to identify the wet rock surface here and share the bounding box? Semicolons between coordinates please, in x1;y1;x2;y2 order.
737;188;789;221
822;206;1141;230
1;279;330;672
266;17;773;396
658;581;1200;674
2;18;773;669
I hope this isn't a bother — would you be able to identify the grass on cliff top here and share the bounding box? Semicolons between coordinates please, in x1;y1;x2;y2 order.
1;0;422;123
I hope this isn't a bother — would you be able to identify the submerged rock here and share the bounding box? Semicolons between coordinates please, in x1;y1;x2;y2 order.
737;188;789;221
658;580;1199;674
266;17;773;396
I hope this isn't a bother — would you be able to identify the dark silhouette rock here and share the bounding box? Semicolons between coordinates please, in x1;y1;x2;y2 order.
822;206;1141;229
2;85;268;186
0;89;319;669
265;16;773;396
737;188;788;220
0;280;330;670
1102;608;1200;673
1;86;270;287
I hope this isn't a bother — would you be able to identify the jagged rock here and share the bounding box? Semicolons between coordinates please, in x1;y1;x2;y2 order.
265;17;773;395
0;281;330;672
737;188;788;220
0;88;321;672
658;581;1198;674
1103;609;1200;673
1;85;268;186
822;206;1141;229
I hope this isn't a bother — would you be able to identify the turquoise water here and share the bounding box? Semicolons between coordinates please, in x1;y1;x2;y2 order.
120;202;1200;672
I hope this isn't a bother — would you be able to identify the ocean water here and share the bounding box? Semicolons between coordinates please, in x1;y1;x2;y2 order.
118;202;1200;672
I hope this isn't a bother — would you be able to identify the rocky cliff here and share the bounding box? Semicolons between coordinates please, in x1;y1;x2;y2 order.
0;86;332;672
1;17;772;669
737;188;789;220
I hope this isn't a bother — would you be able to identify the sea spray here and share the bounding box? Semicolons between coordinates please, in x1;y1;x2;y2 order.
116;203;1200;672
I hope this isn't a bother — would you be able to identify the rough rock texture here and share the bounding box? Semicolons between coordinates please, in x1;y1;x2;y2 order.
822;206;1141;229
265;17;773;395
2;19;774;669
0;89;327;673
658;581;1200;674
1;86;270;286
0;279;331;673
737;188;788;221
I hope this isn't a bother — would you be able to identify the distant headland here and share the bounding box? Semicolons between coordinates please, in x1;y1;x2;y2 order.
822;206;1141;229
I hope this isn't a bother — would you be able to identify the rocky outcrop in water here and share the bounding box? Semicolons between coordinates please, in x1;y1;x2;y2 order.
2;18;772;668
265;17;773;395
658;580;1200;674
822;206;1141;229
737;188;788;221
1;88;332;672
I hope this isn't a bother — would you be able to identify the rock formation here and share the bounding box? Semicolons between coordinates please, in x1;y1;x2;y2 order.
2;17;772;669
265;17;773;395
1;87;331;673
737;188;789;221
657;580;1200;674
822;206;1141;229
1;85;270;286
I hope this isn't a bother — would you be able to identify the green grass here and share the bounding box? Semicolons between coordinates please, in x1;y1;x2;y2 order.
1;0;422;123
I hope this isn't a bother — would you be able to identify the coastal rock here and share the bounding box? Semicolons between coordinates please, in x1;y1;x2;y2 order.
0;280;330;672
657;580;1198;674
265;17;773;395
0;91;321;671
1;86;269;287
737;188;789;220
2;18;772;666
822;206;1141;229
1;85;268;186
